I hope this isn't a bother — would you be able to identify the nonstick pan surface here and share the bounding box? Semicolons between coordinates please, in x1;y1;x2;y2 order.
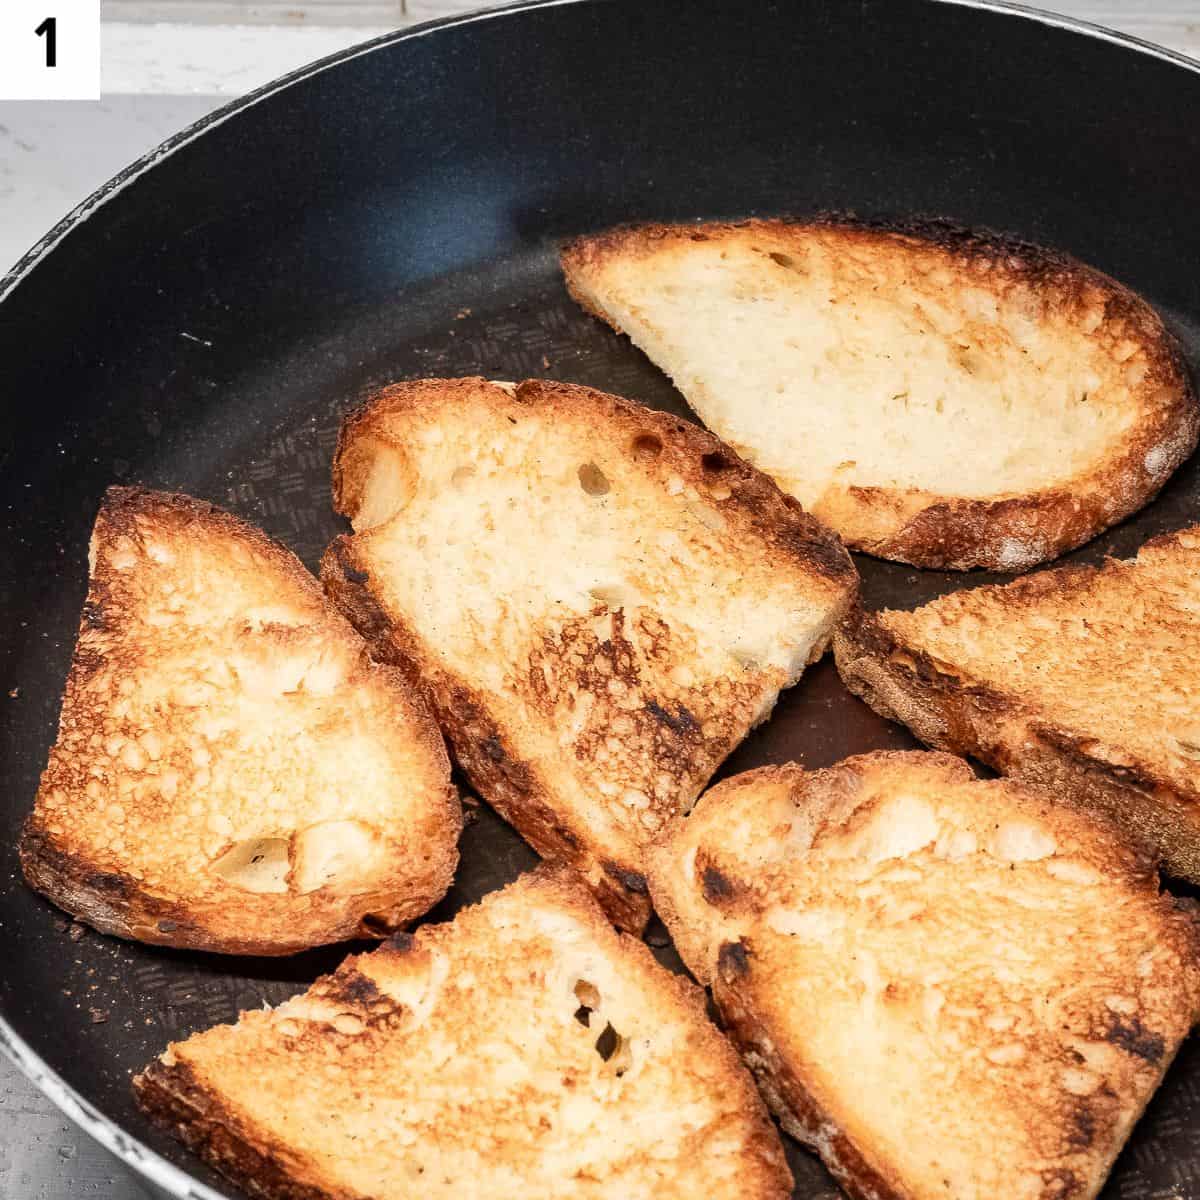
4;2;1200;1196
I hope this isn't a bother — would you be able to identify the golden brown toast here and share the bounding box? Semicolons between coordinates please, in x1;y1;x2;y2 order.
134;866;793;1200
648;751;1200;1200
20;487;460;954
562;220;1198;570
321;377;856;931
835;526;1200;882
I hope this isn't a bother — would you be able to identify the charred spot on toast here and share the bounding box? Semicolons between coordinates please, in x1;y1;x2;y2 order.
1038;1167;1080;1199
701;865;736;905
644;700;699;735
1065;1104;1097;1151
1103;1014;1165;1065
338;972;390;1007
387;930;416;954
774;514;856;583
82;599;106;630
602;861;648;894
86;869;133;898
321;539;394;647
717;939;750;983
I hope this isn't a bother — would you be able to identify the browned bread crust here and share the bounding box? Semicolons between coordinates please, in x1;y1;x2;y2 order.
134;866;794;1200
834;527;1200;881
563;218;1198;571
21;487;461;954
322;377;856;932
649;751;1200;1200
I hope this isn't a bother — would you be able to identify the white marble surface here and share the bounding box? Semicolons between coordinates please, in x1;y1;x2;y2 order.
101;22;392;94
1;94;224;272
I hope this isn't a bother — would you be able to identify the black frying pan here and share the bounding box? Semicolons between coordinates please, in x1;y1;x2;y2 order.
3;2;1200;1196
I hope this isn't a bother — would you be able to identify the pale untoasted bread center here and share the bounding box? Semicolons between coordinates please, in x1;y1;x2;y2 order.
350;385;840;857
575;233;1149;504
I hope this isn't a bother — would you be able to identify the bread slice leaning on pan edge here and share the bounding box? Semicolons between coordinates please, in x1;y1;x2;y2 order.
20;487;461;955
562;219;1199;571
835;526;1200;883
321;377;857;932
647;750;1200;1200
134;866;794;1200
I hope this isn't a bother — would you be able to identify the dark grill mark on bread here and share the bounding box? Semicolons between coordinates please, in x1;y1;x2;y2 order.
87;870;132;898
386;931;415;953
1039;1167;1080;1198
603;861;648;894
717;940;750;983
1066;1105;1096;1151
1104;1015;1165;1065
338;973;389;1006
702;866;735;904
644;700;699;735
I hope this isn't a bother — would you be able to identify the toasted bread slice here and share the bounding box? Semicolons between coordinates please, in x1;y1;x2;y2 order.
20;487;460;954
134;866;792;1200
562;220;1198;571
321;377;856;931
835;526;1200;882
648;751;1200;1200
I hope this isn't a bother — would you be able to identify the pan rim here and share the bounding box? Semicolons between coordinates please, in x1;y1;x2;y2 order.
3;0;1200;311
2;1;1199;1197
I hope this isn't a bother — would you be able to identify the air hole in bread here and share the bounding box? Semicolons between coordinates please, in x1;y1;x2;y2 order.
450;464;476;488
594;1021;620;1060
573;978;601;1026
701;452;733;475
631;434;663;461
594;1022;631;1074
359;911;396;937
589;584;639;612
292;820;380;894
768;251;798;270
211;837;290;894
577;462;610;496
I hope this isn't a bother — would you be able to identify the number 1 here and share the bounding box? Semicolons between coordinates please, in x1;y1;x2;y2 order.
35;17;56;68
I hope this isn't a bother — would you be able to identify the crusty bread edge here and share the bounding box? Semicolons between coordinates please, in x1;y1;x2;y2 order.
20;486;462;955
562;218;1200;572
713;931;1197;1200
323;377;858;933
714;937;909;1200
833;600;1200;883
133;865;794;1200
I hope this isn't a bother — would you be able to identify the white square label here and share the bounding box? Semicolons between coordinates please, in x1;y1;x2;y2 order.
0;0;100;100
